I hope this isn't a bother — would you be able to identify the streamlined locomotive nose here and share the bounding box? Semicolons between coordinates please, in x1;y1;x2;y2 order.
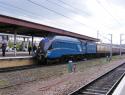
36;38;50;64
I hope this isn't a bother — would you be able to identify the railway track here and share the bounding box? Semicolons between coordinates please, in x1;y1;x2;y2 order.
70;63;125;95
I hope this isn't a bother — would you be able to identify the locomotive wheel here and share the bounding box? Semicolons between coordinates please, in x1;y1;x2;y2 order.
59;57;65;64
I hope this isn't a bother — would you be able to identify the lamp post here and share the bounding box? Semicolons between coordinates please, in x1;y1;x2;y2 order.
97;30;99;39
109;34;112;59
120;34;125;56
120;34;122;56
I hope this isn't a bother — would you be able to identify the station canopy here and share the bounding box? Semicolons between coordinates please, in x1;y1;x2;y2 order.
0;14;99;42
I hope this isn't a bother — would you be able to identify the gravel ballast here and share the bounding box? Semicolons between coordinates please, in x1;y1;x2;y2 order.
0;56;125;95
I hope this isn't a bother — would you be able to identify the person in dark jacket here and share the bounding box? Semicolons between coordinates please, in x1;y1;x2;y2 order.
28;44;32;55
33;44;37;53
1;41;7;56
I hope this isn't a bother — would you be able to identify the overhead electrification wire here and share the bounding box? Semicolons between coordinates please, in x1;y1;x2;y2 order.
27;0;86;26
43;0;98;30
0;1;74;29
96;0;122;26
45;0;87;17
57;0;89;16
0;5;31;21
27;0;97;30
0;1;48;20
98;33;111;41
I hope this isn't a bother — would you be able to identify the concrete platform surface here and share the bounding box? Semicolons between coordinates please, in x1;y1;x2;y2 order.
0;51;32;58
112;75;125;95
0;52;33;68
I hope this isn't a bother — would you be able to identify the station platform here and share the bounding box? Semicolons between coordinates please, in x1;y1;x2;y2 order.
0;52;34;69
0;56;32;60
0;51;33;60
112;74;125;95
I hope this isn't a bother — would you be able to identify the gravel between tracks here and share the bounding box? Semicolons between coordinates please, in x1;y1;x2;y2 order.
0;57;125;95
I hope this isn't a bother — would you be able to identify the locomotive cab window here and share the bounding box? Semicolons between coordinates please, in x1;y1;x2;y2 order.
48;44;53;50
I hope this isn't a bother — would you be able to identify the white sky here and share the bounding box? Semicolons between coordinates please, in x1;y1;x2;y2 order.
0;0;125;44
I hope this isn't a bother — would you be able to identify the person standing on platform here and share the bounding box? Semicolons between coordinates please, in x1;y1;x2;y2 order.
33;44;37;54
28;43;32;55
1;40;7;56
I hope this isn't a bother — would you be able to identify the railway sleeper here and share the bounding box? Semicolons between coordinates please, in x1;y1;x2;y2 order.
79;91;105;95
79;88;108;95
85;89;107;93
88;86;110;90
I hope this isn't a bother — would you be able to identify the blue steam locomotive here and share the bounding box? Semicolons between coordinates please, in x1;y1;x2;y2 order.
36;35;125;64
36;35;97;63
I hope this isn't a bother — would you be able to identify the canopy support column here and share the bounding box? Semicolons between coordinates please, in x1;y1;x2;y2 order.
14;31;17;56
32;35;34;55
